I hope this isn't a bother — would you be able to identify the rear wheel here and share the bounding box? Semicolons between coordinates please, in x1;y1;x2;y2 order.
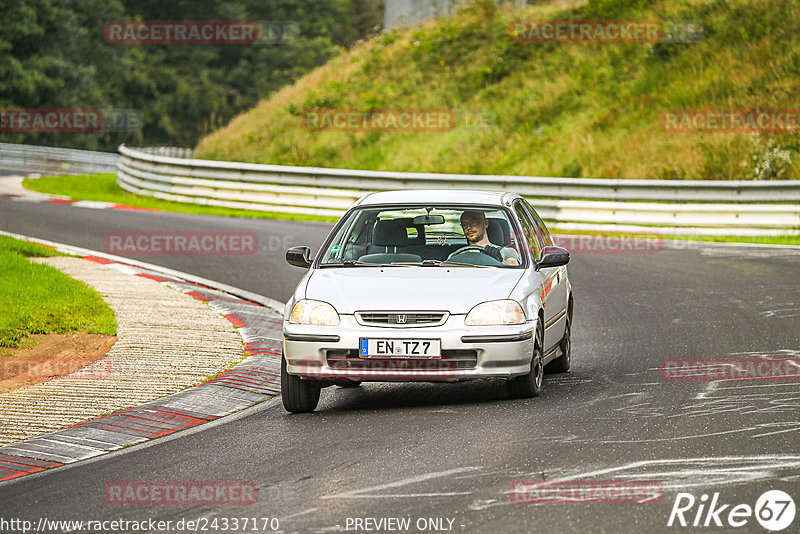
545;316;571;374
281;356;320;413
507;320;543;399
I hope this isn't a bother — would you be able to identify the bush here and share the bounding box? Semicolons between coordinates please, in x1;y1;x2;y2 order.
741;135;794;180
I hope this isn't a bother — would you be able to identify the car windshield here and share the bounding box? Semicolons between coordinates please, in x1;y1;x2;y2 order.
319;205;525;268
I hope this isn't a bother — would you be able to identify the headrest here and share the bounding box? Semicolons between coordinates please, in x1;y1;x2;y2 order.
395;218;425;244
373;218;425;246
487;217;510;246
373;219;410;247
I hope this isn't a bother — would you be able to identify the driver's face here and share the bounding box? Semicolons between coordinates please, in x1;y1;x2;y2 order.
460;213;487;244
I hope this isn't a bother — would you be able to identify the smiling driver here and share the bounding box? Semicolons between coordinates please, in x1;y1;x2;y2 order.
458;210;521;265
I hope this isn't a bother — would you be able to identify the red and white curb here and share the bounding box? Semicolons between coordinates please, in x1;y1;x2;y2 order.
0;175;160;213
0;193;159;212
0;232;285;483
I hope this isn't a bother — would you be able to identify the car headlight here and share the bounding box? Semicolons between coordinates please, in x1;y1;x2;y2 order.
465;300;526;326
289;299;340;326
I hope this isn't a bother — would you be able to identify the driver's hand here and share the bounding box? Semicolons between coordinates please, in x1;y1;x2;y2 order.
503;258;520;265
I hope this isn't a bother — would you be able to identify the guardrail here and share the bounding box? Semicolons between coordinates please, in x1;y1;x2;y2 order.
0;142;118;175
134;146;195;159
117;144;800;236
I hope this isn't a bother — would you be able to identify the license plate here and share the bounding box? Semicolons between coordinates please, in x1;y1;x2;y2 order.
359;338;441;358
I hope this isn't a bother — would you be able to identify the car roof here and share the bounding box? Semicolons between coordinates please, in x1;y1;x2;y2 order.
354;189;521;207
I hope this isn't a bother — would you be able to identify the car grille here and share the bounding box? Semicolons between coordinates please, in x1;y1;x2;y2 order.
326;349;477;370
356;311;448;327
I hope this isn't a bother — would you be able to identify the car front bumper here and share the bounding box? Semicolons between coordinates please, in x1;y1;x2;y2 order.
283;315;535;382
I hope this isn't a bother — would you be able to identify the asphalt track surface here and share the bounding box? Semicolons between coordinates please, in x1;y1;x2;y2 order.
2;197;800;533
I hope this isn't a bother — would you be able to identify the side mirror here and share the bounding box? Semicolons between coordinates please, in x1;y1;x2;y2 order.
286;246;313;268
536;246;570;270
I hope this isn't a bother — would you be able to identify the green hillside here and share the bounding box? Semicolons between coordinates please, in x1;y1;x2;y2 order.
196;0;800;180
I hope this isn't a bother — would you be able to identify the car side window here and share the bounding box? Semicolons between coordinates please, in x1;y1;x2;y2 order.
523;200;554;246
514;202;542;260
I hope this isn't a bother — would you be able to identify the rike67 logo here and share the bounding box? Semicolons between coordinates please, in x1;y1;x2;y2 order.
668;490;796;531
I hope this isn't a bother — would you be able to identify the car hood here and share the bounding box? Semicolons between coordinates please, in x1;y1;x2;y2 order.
305;267;525;314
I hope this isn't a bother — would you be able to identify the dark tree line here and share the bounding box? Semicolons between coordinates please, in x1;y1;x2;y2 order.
0;0;383;150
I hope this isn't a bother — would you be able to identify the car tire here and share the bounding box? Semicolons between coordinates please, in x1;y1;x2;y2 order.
507;320;543;399
281;355;320;413
545;316;571;374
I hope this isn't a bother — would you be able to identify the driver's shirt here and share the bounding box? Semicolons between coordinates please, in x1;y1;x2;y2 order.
483;244;522;264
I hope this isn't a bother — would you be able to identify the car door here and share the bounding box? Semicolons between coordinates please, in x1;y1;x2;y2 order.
513;200;557;354
523;200;568;350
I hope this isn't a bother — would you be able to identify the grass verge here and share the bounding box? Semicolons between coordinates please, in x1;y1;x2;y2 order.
0;236;117;349
22;174;338;223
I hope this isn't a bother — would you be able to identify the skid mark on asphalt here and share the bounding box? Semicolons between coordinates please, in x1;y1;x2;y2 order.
731;348;800;358
595;394;800;443
678;383;800;416
760;307;800;319
544;456;800;491
668;349;800;429
321;467;481;500
462;455;800;512
744;294;800;319
560;346;800;442
694;380;719;400
280;508;319;521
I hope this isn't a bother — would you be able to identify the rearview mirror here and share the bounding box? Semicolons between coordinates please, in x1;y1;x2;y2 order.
412;214;445;225
536;246;570;270
286;246;313;268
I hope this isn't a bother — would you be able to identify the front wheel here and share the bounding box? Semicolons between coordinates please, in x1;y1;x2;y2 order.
545;317;571;374
281;356;320;413
507;321;543;399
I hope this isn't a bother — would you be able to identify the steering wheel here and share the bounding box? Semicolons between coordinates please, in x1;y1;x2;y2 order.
448;245;488;259
447;246;504;266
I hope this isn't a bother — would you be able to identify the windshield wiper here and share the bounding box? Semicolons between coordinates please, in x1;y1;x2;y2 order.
327;259;489;268
388;259;491;268
323;260;384;267
438;260;491;268
391;260;442;266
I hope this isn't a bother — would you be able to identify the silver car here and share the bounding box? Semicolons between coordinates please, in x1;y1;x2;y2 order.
281;190;573;412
